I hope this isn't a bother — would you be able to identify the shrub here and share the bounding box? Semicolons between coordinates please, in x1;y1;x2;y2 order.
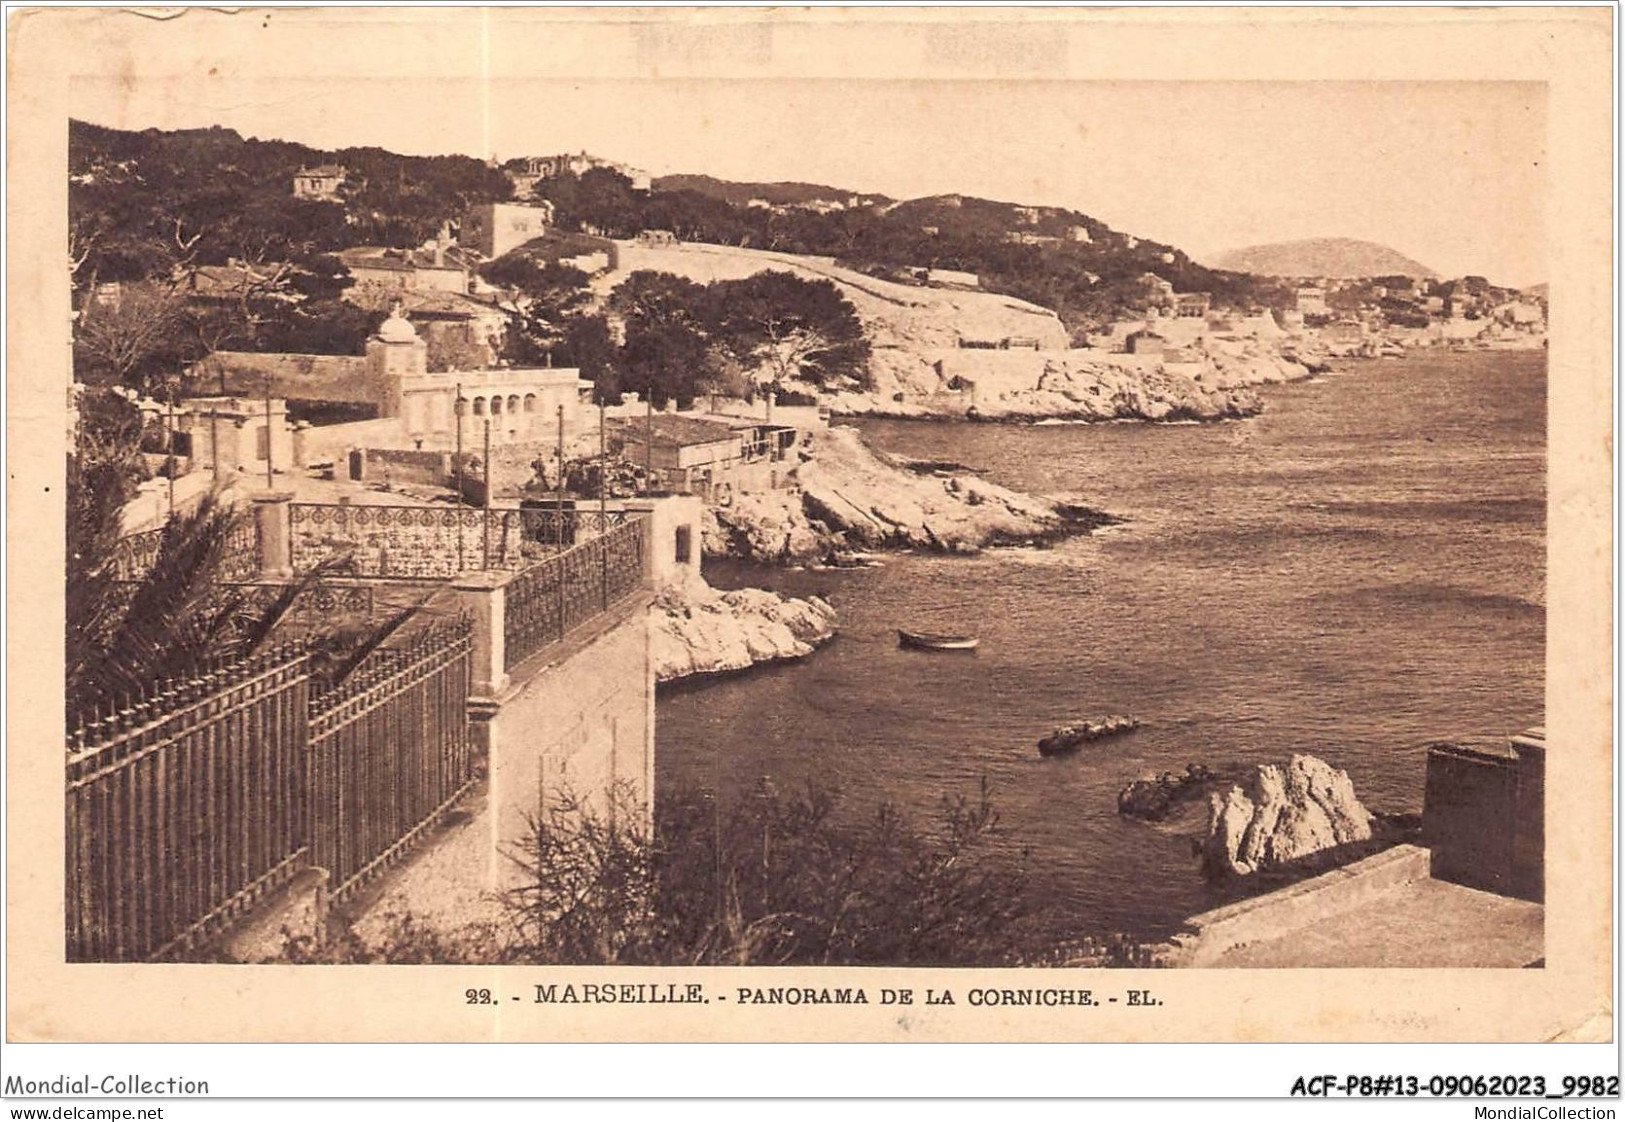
499;778;1045;967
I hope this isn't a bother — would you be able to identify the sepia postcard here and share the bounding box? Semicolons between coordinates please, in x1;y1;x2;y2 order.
4;5;1613;1049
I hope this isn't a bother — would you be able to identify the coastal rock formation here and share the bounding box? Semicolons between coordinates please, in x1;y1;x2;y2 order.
1117;764;1219;822
650;578;837;683
798;427;1065;550
824;338;1311;423
1200;754;1375;878
707;425;1082;562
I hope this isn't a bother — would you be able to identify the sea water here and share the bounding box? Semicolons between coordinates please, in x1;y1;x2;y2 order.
656;351;1546;939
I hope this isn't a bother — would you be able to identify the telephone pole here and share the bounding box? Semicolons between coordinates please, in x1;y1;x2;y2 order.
482;418;492;567
454;385;466;571
263;372;274;490
556;402;566;552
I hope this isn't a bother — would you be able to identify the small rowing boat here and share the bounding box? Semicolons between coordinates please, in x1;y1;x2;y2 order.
1037;715;1140;756
897;629;979;651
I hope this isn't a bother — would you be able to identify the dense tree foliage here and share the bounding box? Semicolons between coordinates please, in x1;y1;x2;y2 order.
600;269;870;407
71;117;1329;372
707;271;870;387
70;120;510;287
610;272;714;409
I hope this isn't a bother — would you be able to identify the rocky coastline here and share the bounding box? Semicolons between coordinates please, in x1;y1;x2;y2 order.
650;577;838;684
703;425;1113;564
823;338;1317;423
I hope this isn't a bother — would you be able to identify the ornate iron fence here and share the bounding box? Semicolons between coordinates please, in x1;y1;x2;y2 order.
504;516;647;669
105;518;260;584
217;518;262;582
66;619;475;960
288;501;639;579
104;526;166;582
66;646;312;962
290;503;485;579
307;618;476;903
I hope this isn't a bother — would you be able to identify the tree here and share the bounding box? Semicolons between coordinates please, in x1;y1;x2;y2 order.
556;315;622;404
574;167;640;237
609;271;713;408
491;261;594;366
72;281;191;393
250;300;383;356
707;271;870;388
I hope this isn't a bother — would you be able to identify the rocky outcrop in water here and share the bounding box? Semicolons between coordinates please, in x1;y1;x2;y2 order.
650;579;837;683
1199;754;1375;878
705;425;1093;562
1117;764;1219;822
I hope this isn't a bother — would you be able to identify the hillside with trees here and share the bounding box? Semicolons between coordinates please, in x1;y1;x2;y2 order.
69;117;1294;378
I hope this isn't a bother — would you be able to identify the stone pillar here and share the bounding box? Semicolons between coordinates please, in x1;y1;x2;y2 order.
624;495;703;586
1509;728;1545;903
252;492;295;581
621;499;658;585
452;569;511;698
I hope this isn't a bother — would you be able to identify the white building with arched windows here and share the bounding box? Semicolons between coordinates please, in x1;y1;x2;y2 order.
368;306;586;448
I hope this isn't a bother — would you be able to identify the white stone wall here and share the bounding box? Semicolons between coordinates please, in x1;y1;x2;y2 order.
484;601;655;884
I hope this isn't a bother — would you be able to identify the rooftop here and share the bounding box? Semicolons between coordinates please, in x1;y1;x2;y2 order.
338;246;481;274
620;414;743;447
397;290;506;319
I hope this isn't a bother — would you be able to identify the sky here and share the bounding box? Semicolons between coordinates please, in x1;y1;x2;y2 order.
66;18;1547;286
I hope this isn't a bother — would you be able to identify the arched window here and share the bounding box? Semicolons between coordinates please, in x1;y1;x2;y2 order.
508;394;521;415
524;394;537;413
491;396;503;415
472;397;485;416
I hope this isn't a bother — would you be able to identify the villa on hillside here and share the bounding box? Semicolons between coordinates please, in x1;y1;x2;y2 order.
1295;286;1329;315
1175;292;1213;318
292;165;346;201
461;201;557;259
1134;273;1177;313
509;152;652;194
337;239;481;308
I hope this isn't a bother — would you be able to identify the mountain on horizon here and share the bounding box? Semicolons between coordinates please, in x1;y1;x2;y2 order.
1211;237;1438;280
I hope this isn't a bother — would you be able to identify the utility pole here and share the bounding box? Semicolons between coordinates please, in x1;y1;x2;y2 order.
556;402;566;553
454;385;466;571
165;384;176;518
644;393;653;494
599;397;608;606
263;372;274;490
482;418;492;567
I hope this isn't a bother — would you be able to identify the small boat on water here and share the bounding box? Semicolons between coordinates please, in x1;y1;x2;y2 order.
1037;715;1140;756
897;629;980;651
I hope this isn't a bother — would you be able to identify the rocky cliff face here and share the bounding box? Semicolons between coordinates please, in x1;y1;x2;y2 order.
1200;754;1375;878
650;578;837;683
825;338;1312;423
704;425;1078;562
